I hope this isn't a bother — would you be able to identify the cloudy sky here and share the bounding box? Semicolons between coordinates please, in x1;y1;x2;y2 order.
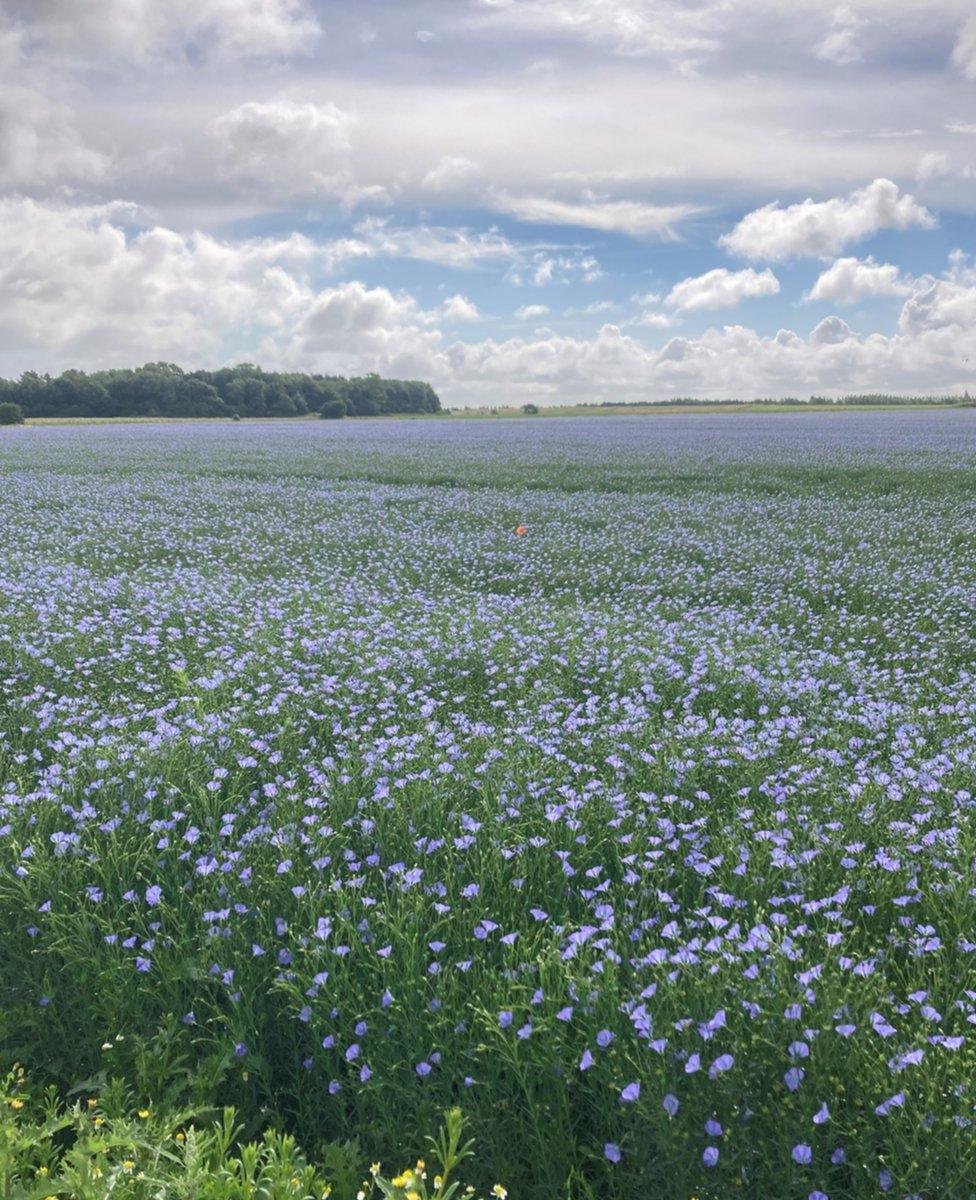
3;0;976;404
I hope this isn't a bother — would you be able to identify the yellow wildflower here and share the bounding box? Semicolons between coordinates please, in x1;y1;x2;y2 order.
138;1109;150;1119
9;1098;24;1110
492;1187;507;1199
122;1160;135;1173
370;1162;381;1176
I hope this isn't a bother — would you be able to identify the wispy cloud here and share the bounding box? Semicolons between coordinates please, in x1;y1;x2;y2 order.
492;193;700;240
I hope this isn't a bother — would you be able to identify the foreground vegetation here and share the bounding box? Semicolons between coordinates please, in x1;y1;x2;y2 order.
2;413;976;1199
0;1068;491;1200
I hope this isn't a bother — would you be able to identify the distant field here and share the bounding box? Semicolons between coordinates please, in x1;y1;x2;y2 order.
447;400;973;418
20;400;973;424
2;413;976;1199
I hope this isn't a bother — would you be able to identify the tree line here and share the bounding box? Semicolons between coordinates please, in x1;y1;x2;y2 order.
0;363;441;420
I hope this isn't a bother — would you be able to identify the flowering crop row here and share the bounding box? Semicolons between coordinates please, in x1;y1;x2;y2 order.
1;414;975;1198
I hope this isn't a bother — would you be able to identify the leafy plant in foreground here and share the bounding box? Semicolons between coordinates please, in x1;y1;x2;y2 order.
0;1068;501;1200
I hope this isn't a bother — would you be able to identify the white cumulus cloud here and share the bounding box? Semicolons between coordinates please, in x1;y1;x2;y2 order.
441;294;481;321
666;267;779;311
809;315;856;344
808;256;915;303
899;278;976;334
0;195;460;380
0;195;318;362
720;178;935;261
638;312;676;328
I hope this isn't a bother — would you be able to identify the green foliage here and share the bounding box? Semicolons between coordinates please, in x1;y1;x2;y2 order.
521;404;539;415
373;1110;480;1200
0;1070;498;1200
319;398;347;420
0;364;439;420
0;402;24;426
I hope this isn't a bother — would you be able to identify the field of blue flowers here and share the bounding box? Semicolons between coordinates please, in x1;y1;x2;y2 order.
2;413;975;1199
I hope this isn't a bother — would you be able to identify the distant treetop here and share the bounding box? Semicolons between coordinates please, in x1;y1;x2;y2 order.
0;363;441;419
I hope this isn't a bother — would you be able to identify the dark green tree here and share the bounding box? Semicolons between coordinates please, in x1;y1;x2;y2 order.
319;397;346;419
0;363;440;418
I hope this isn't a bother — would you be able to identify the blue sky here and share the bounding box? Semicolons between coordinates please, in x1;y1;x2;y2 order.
2;0;976;404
